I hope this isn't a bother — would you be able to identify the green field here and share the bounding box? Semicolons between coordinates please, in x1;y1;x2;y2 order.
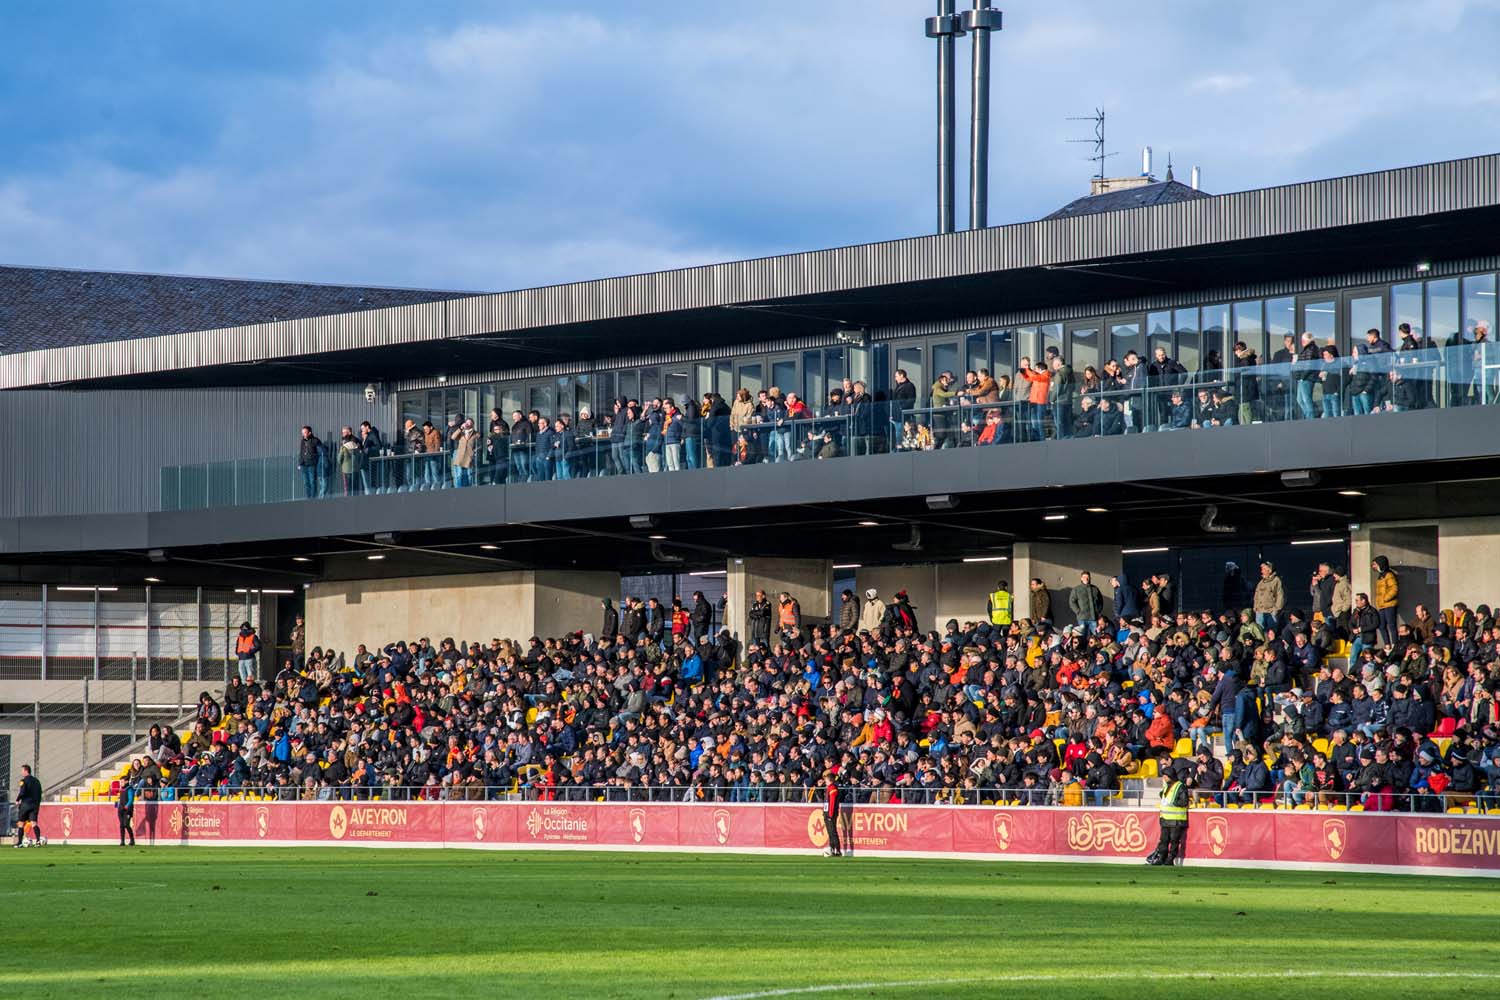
4;848;1499;999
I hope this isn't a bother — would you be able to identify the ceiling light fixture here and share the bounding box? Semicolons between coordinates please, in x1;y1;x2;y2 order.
832;563;862;570
1086;507;1108;513
56;585;117;592
858;520;880;527
366;554;386;561
1043;513;1068;521
1291;537;1346;547
1121;546;1169;554
291;556;313;563
1337;490;1366;497
688;569;727;577
647;534;667;541
962;556;1009;563
480;544;500;551
144;577;162;584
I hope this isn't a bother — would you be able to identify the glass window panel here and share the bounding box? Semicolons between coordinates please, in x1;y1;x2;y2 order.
1302;299;1336;346
966;331;988;376
989;328;1014;377
931;341;960;383
640;367;660;402
715;362;734;401
501;386;523;418
528;384;553;416
738;363;763;397
1427;279;1459;342
1348;295;1383;346
867;344;889;398
771;359;796;397
575;374;591;417
400;392;426;429
1111;320;1142;367
664;369;689;408
824;347;846;388
1040;322;1063;361
1016;326;1039;367
618;371;639;403
849;347;871;387
694;363;712;400
554;377;573;417
1463;273;1496;338
1175;307;1204;370
427;390;444;426
803;350;824;406
595;372;614;410
1070;326;1099;373
1391;282;1423;340
1225;301;1256;364
895;347;923;407
1263;297;1294;359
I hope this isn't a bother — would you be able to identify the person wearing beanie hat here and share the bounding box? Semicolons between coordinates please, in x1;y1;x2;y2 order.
859;588;885;633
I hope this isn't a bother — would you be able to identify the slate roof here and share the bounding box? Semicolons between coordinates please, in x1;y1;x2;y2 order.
0;265;478;354
1043;179;1211;221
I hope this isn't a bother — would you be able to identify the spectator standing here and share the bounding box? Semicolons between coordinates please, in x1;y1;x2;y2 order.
1253;561;1285;632
1029;578;1051;623
1373;556;1400;645
1068;572;1104;632
234;621;261;683
296;426;323;499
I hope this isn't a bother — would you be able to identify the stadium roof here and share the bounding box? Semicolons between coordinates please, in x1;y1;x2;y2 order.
2;153;1498;390
0;265;476;354
1043;178;1211;221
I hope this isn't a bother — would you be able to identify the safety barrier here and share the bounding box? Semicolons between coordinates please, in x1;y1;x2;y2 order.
38;801;1500;876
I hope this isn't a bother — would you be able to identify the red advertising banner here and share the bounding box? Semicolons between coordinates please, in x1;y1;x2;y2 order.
35;801;1500;876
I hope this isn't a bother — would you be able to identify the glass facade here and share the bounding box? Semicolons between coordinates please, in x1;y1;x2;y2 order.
160;265;1500;509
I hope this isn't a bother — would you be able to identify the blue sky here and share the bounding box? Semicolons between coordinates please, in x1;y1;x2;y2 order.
1;0;1497;292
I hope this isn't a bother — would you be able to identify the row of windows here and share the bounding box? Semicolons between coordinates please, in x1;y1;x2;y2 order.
400;271;1500;424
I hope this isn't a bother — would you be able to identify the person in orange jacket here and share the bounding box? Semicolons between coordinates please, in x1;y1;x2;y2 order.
1018;355;1051;442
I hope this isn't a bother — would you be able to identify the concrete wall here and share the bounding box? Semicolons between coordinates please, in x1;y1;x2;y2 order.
1352;523;1439;624
1011;542;1122;626
305;570;619;657
725;558;831;641
1438;516;1500;612
855;561;1007;633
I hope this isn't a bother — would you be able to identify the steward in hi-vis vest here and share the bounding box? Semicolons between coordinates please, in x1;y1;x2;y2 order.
987;581;1012;626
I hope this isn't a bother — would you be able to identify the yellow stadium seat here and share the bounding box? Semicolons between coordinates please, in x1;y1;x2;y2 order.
1139;758;1159;778
1332;803;1347;811
525;707;539;726
1295;803;1311;811
1312;738;1330;757
1173;738;1193;758
1349;804;1364;812
1447;807;1466;814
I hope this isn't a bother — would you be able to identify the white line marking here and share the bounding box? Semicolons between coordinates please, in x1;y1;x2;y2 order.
699;969;1500;1000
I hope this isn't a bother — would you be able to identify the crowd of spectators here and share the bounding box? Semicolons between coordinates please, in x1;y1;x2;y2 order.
289;325;1493;498
114;558;1500;815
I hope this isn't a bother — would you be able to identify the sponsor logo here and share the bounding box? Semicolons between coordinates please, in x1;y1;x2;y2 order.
168;808;183;835
992;814;1011;852
255;807;270;839
1064;813;1147;853
329;805;348;840
629;808;646;843
472;808;487;841
1413;825;1500;857
1206;815;1230;857
60;808;73;839
1323;818;1346;861
712;809;731;845
806;810;829;848
525;806;590;842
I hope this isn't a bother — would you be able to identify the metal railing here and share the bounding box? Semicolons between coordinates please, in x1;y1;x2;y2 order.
159;343;1500;510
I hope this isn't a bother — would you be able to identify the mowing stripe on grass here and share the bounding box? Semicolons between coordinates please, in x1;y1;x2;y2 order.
701;969;1500;1000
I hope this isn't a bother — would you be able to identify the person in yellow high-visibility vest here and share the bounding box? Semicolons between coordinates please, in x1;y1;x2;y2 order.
987;580;1013;627
1149;768;1190;866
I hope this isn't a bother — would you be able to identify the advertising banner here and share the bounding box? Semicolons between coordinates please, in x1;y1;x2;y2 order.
36;801;1500;876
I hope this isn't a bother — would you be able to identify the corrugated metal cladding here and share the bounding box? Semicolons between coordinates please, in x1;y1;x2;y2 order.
395;253;1500;393
0;385;389;518
2;154;1497;391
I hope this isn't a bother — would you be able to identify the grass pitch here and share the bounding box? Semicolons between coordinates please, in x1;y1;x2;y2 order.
4;848;1499;999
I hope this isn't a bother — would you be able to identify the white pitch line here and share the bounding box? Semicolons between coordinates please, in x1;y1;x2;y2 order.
699;969;1500;1000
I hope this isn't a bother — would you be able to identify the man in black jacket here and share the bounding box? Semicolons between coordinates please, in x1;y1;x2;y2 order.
296;426;323;498
746;591;773;647
690;592;713;641
600;599;619;642
14;765;43;847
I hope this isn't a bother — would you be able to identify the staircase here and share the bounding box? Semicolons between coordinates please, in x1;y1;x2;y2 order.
50;703;204;803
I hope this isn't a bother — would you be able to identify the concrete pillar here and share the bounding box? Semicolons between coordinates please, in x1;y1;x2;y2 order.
1350;523;1438;624
1438;516;1500;612
1011;542;1122;626
726;557;831;641
304;570;620;657
855;560;1010;634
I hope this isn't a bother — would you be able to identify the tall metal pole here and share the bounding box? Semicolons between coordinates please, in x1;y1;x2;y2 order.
962;1;1002;230
925;2;963;234
130;653;139;743
82;677;90;770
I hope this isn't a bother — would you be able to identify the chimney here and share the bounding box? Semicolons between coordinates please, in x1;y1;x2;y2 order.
1190;165;1201;191
962;1;1002;230
1141;146;1152;178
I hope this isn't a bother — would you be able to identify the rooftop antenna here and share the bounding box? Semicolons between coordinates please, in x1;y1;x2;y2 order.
1066;107;1116;182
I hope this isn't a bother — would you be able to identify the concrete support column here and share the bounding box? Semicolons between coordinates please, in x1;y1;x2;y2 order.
1351;522;1439;624
304;570;620;656
726;558;832;642
1438;516;1500;612
1011;542;1122;626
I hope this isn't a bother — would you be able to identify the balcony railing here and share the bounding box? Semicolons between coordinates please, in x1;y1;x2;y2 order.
159;343;1500;511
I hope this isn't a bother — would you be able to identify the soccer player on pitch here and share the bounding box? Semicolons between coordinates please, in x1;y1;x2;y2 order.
822;764;843;858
